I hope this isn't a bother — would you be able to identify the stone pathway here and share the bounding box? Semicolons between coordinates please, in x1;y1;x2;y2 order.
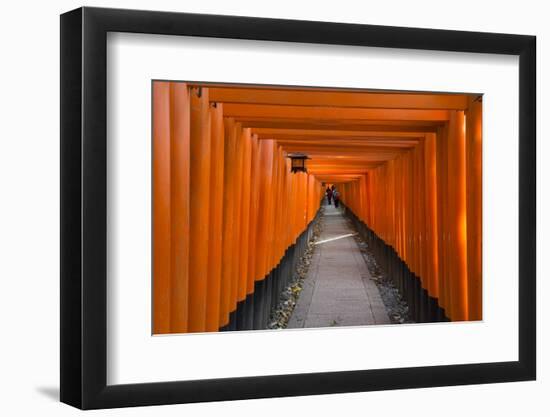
288;202;390;328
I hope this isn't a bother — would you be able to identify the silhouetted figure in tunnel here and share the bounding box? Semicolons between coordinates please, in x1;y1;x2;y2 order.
333;188;340;208
326;187;333;205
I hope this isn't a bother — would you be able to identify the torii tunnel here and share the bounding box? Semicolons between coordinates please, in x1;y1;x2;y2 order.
153;81;482;334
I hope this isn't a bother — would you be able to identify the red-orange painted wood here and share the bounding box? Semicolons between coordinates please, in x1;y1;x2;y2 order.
247;135;261;292
205;102;224;331
338;110;480;321
255;140;274;280
466;98;483;320
220;118;237;326
188;87;211;333
169;83;191;333
152;82;191;334
152;82;172;334
154;83;481;330
238;128;252;302
230;123;244;313
424;133;439;298
447;111;468;320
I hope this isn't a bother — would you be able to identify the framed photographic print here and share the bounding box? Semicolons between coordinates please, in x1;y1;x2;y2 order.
60;6;536;409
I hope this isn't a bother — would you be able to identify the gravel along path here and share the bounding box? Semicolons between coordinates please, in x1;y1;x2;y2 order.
351;229;414;324
267;206;412;329
267;208;325;330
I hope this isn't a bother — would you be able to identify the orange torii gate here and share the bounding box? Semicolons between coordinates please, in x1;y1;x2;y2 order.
152;81;482;333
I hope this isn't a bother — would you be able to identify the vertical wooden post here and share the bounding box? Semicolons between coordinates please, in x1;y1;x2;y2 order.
230;123;244;315
274;148;286;261
152;82;172;334
424;133;439;299
247;135;261;292
220;118;237;327
152;82;190;334
466;97;483;320
446;111;468;321
205;102;224;331
418;140;428;289
436;125;449;316
238;128;252;303
169;83;191;333
188;87;211;332
264;142;276;273
266;146;279;268
255;140;274;281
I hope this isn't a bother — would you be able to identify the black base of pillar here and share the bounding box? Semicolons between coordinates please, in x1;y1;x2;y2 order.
220;309;238;332
219;209;322;332
234;293;255;331
342;203;450;323
253;279;265;330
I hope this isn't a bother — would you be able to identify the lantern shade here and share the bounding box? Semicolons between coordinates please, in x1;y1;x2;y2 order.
288;153;309;173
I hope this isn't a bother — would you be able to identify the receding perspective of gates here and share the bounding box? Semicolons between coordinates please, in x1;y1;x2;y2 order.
152;81;482;335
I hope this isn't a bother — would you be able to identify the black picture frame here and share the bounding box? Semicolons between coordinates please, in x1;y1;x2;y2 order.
60;6;536;410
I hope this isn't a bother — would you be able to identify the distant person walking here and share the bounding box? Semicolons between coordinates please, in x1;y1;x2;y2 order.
333;188;340;208
326;186;333;205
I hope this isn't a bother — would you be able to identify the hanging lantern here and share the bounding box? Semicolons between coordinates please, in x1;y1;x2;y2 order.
288;153;309;173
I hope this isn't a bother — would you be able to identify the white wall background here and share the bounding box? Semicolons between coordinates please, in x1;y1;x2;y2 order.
0;0;546;415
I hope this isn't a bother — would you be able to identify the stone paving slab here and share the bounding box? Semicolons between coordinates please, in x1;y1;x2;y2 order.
287;203;391;329
305;313;376;328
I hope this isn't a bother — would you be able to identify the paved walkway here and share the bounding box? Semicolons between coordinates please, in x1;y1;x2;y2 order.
288;202;390;328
